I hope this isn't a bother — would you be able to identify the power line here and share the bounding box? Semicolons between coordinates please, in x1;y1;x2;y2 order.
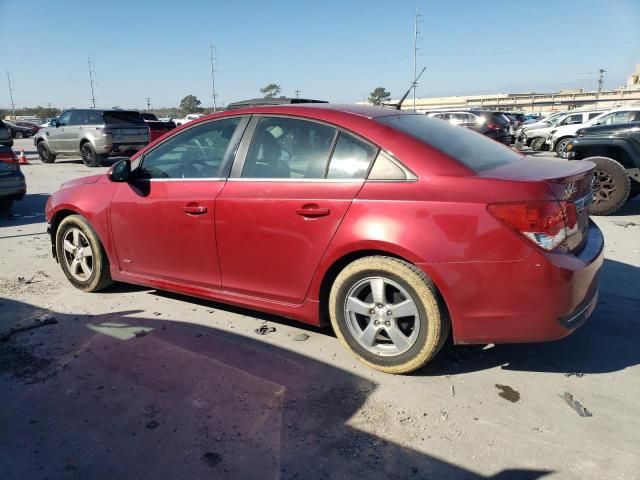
209;43;218;111
87;58;97;108
6;71;16;116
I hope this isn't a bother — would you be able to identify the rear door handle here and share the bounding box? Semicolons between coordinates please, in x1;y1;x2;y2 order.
182;205;208;215
296;204;330;217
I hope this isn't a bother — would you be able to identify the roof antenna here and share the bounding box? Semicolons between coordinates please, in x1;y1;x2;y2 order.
386;66;426;110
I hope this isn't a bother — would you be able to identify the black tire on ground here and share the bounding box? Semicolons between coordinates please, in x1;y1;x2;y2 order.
15;131;23;139
328;256;450;374
0;198;13;212
37;141;56;163
530;137;546;151
80;143;104;167
55;215;113;292
586;156;631;216
555;137;573;158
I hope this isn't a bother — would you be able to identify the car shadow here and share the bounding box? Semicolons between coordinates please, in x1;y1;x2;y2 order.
0;297;551;480
0;193;49;229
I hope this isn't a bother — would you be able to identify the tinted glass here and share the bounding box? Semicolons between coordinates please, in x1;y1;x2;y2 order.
57;111;72;126
327;132;377;179
368;151;409;180
102;111;145;125
377;114;522;172
68;110;87;126
86;110;103;125
588;112;603;120
242;117;336;179
138;117;241;179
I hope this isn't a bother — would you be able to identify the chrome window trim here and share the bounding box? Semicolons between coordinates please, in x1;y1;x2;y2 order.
226;177;364;183
137;177;227;182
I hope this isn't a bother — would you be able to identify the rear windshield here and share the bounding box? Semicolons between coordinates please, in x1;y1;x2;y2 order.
102;111;145;125
140;113;158;121
377;114;521;172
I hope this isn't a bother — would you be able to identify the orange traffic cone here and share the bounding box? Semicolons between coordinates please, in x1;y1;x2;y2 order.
18;149;29;165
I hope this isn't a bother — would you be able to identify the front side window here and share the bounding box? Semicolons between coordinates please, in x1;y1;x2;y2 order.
598;111;636;125
68;111;87;126
57;111;72;126
560;114;583;125
326;132;378;179
242;117;336;179
138;117;242;179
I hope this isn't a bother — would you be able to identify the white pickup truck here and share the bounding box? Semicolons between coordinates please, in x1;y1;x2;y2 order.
171;113;204;127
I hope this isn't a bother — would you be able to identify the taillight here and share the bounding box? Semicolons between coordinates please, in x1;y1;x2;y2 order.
488;200;576;252
486;123;501;130
0;150;19;170
97;127;112;134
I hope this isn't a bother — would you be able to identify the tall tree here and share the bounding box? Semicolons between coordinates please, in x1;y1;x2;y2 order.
179;95;203;114
260;84;282;99
368;87;391;106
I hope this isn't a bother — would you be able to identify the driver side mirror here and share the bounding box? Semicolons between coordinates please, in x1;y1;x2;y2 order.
108;159;131;182
50;119;59;128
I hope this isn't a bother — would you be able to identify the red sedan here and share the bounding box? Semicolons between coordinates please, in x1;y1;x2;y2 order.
45;105;603;373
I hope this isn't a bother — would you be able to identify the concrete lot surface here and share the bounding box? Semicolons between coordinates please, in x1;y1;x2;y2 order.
1;138;639;479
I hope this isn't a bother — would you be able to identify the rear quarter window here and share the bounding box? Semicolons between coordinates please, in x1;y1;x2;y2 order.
377;114;522;172
102;111;145;125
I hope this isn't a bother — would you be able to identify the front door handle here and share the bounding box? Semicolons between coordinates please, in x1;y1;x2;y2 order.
296;204;330;217
182;204;208;215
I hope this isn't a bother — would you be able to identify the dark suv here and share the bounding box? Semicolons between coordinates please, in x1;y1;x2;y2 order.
34;109;149;167
426;110;511;144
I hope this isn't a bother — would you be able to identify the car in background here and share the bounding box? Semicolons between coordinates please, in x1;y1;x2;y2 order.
0;119;13;147
13;121;41;135
45;104;602;374
140;113;176;143
0;146;26;213
516;110;604;151
548;107;640;158
34;109;150;167
426;110;512;144
171;113;204;127
4;121;34;139
566;121;640;215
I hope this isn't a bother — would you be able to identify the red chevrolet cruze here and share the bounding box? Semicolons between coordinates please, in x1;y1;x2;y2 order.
45;105;603;373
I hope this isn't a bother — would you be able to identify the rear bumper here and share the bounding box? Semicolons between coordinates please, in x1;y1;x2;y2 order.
422;222;604;344
0;173;26;200
97;143;147;155
0;139;13;147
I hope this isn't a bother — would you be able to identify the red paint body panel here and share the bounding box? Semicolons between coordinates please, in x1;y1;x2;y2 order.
45;105;604;345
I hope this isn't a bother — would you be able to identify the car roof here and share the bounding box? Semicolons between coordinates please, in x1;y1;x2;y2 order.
213;103;417;120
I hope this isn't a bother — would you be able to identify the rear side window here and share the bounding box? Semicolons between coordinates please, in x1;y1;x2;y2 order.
327;132;377;179
377;114;522;172
102;111;145;125
588;112;603;120
69;110;87;125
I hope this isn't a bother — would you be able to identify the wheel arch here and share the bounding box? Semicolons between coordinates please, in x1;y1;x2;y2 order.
49;209;106;261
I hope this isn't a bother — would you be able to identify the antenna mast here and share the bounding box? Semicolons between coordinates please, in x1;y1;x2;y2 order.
88;58;97;108
6;71;16;116
209;43;218;111
413;9;422;110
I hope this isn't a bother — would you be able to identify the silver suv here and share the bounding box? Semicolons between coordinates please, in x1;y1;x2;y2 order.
34;109;149;167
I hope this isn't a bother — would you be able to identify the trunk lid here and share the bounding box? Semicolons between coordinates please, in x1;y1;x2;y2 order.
482;158;595;253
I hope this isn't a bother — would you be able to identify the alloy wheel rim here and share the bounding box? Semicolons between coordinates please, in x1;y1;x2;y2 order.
557;139;571;158
344;277;421;357
592;169;615;205
62;228;94;281
81;145;93;163
38;144;48;160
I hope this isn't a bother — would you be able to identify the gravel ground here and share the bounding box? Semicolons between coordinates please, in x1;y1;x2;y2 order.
1;138;639;479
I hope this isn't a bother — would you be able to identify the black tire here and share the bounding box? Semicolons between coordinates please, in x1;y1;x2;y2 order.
530;137;546;151
0;198;13;212
329;256;450;374
555;137;573;158
586;156;631;215
15;131;23;139
56;215;113;292
37;141;56;163
80;143;104;167
629;181;640;200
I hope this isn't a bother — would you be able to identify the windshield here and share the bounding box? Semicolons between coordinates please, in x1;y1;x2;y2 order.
377;114;522;172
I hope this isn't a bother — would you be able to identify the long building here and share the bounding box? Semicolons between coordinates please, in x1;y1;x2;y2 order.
398;64;640;114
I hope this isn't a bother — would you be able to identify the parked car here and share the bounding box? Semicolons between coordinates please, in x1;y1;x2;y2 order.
45;105;603;374
0;119;13;147
426;110;511;144
516;110;604;151
0;145;26;212
566;121;640;215
34;109;150;167
171;113;204;127
140;113;176;143
13;121;41;135
548;107;640;158
4;121;34;139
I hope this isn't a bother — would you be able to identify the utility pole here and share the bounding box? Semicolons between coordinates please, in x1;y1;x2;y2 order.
294;89;300;99
87;58;97;108
146;97;151;112
209;43;218;111
6;71;16;116
412;9;422;110
596;68;606;100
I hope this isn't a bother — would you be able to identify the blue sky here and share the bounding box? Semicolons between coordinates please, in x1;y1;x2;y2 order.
1;0;639;109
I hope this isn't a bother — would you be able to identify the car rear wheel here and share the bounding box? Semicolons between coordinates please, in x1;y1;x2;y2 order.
586;156;631;215
37;141;56;163
530;137;546;151
81;143;104;167
555;137;573;158
55;215;113;292
329;256;450;374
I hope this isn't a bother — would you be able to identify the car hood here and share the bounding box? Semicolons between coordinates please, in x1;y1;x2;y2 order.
60;174;104;189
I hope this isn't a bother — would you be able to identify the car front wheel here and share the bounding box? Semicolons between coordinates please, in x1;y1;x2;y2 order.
329;256;450;374
586;156;631;215
555;137;573;158
37;141;56;163
55;215;113;292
